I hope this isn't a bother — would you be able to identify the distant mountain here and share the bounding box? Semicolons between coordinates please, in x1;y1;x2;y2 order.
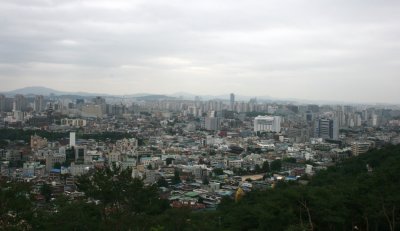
3;86;66;96
1;86;108;97
1;86;383;105
135;94;177;101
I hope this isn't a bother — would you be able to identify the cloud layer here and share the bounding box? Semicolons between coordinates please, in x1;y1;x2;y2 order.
1;0;400;103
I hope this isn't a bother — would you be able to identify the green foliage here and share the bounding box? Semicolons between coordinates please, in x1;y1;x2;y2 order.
0;128;139;143
245;112;271;117
171;170;181;185
157;177;169;188
52;162;62;169
165;158;174;165
202;177;209;185
0;180;33;230
40;183;52;202
2;145;400;231
42;200;102;231
0;140;9;148
270;159;282;172
184;145;400;231
283;157;297;163
262;161;270;172
254;164;261;173
0;128;68;142
212;168;224;176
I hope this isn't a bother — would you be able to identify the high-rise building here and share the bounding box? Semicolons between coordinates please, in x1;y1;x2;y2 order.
34;95;45;112
92;96;107;114
70;132;76;147
314;118;339;140
0;94;5;112
13;94;26;111
230;93;235;111
371;114;378;127
254;116;282;133
205;117;220;131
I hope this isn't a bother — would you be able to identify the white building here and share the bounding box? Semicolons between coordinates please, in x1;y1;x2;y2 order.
70;132;76;147
61;118;87;127
254;116;282;133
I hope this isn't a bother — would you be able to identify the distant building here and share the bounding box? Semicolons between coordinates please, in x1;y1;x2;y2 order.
34;95;45;112
31;135;48;151
254;116;282;133
70;132;76;147
351;142;371;156
205;117;220;131
0;94;5;112
81;104;103;118
13;94;27;112
230;93;235;111
61;118;87;127
314;118;339;140
46;154;66;172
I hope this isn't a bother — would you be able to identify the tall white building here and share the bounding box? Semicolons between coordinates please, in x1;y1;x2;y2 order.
253;116;282;133
70;132;76;147
34;95;44;112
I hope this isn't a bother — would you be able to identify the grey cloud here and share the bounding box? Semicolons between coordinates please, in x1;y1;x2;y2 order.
0;0;399;103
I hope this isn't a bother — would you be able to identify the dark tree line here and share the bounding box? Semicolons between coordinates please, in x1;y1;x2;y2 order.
0;128;142;144
1;145;400;230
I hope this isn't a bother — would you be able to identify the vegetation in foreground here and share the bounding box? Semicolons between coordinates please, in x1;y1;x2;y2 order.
1;145;400;231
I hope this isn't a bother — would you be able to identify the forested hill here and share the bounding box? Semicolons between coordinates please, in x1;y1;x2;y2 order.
192;145;400;231
1;145;399;231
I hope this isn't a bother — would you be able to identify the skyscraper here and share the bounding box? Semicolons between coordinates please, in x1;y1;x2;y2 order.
314;118;339;140
34;95;44;112
13;94;26;111
0;94;5;112
70;132;76;147
230;93;235;111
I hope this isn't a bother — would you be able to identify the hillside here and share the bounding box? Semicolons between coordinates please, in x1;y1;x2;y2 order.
1;145;399;230
190;145;400;231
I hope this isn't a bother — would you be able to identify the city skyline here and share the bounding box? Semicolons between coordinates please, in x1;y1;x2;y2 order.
1;0;400;104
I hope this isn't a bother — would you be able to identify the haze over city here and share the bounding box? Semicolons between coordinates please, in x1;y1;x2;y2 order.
2;1;400;230
1;0;400;103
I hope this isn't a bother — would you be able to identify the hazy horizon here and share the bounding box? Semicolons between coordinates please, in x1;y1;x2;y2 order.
1;0;400;104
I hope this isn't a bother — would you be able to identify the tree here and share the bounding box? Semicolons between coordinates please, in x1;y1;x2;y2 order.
157;177;169;188
171;170;181;185
40;183;52;202
0;180;34;230
77;165;170;224
270;159;282;172
53;162;62;169
202;177;209;185
213;168;224;176
262;161;270;172
43;201;102;231
254;164;261;173
283;157;297;163
166;158;174;165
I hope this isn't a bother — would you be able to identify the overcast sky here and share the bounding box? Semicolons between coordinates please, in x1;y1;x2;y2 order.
0;0;399;103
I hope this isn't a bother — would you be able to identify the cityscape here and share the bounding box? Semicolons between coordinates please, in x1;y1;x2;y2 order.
0;87;400;230
1;0;400;230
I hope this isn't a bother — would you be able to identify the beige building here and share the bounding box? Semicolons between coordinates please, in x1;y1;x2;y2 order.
31;135;48;151
351;142;371;156
81;104;103;118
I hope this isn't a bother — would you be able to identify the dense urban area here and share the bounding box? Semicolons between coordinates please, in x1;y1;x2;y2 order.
1;92;400;230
